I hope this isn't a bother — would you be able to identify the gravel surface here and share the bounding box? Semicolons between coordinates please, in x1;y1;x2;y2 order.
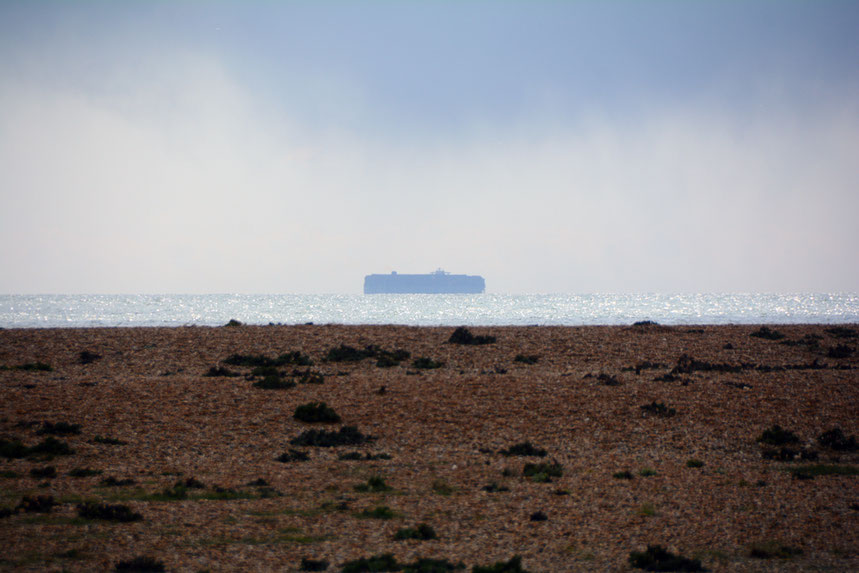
1;324;857;572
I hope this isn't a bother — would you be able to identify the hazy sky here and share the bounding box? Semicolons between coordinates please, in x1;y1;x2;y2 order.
1;1;858;294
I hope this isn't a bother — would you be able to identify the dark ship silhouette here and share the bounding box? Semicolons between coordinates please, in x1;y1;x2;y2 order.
364;269;485;294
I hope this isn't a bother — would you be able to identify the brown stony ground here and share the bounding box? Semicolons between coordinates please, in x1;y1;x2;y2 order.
0;324;857;572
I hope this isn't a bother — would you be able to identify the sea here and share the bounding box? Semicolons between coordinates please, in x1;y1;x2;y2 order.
1;293;857;329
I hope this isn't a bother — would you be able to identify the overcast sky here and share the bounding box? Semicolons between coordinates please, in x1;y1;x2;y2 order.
1;1;857;294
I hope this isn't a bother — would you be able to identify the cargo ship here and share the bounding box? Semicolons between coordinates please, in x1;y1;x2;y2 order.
364;269;485;294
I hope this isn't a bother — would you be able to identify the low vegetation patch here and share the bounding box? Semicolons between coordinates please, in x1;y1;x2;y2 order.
93;435;127;446
294;402;341;424
638;468;657;477
1;436;76;459
640;401;676;417
448;326;496;345
355;505;396;520
750;326;785;340
11;361;53;371
500;442;547;457
818;427;858;451
628;545;705;571
748;540;803;559
827;344;855;358
613;471;634;480
686;459;705;468
530;511;548;521
78;350;102;364
354;476;392;492
339;452;391;461
513;354;539;364
77;501;142;522
481;482;510;493
276;449;310;463
523;462;563;483
299;558;329;571
29;466;57;479
37;421;82;436
252;374;296;390
597;373;620;386
290;426;374;448
224;351;312;368
412;357;444;369
17;495;56;513
826;326;857;339
757;425;800;446
394;523;437;540
788;464;859;479
203;366;239;377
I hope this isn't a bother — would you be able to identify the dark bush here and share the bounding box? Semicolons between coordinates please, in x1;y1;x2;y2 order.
523;462;563;482
818;427;858;451
448;326;496;345
17;495;55;513
252;375;296;390
481;482;510;493
100;476;136;486
224;351;311;368
113;556;166;572
628;545;705;571
294;402;341;424
290;426;374;448
472;556;529;573
339;452;391;461
613;471;634;480
37;421;82;436
78;501;142;522
750;326;784;340
325;344;373;362
529;511;547;521
597;373;620;386
341;553;400;573
354;476;392;492
376;348;411;368
300;558;329;571
29;466;56;479
355;505;396;519
513;354;539;365
394;523;437;540
29;436;75;457
277;449;310;463
826;326;857;339
79;350;102;364
69;468;102;477
412;357;444;369
0;438;29;459
641;402;676;417
15;362;53;371
204;366;239;377
500;442;547;457
757;425;800;446
827;344;855;358
686;459;705;468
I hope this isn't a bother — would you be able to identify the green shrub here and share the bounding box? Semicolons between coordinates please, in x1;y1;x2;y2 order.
100;476;136;486
638;468;657;477
355;505;396;520
15;362;53;371
523;462;563;483
448;326;496;345
113;556;166;572
78;502;142;522
394;523;437;540
757;425;800;446
0;438;29;459
290;426;374;448
628;545;704;571
513;354;539;364
29;436;76;456
37;421;82;435
294;402;341;424
354;476;392;492
500;442;547;457
472;556;528;573
412;357;444;369
613;471;634;480
325;344;373;362
788;464;859;479
686;459;705;468
481;482;510;493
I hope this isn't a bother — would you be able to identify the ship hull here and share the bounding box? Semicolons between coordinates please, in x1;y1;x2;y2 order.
364;272;485;294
